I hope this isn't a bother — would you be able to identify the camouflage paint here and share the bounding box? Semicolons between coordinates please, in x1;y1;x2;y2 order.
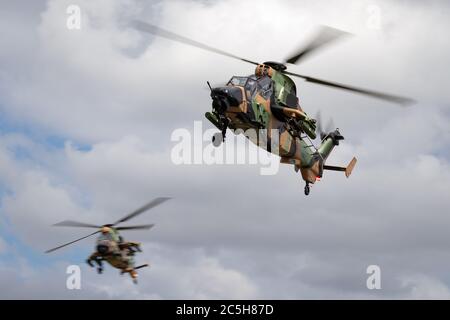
206;63;355;186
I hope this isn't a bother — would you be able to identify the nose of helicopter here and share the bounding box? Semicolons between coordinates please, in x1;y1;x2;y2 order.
210;86;243;112
97;244;109;255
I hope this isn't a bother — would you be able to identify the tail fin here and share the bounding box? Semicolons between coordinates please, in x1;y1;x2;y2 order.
323;157;357;178
345;157;357;178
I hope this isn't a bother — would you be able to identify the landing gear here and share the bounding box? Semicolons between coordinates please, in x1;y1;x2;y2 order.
304;183;310;196
87;255;103;273
221;124;227;142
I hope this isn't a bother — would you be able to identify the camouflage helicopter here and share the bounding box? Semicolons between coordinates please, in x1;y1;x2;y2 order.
133;21;414;195
46;197;171;283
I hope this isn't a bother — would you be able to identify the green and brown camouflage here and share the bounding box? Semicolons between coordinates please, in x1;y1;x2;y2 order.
130;21;413;194
82;227;144;282
206;62;357;194
46;198;171;283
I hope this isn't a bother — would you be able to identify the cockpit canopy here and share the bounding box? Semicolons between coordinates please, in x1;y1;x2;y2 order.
227;75;271;99
227;73;298;108
227;75;256;89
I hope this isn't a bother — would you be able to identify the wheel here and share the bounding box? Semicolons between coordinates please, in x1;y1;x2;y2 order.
304;185;310;196
212;132;223;147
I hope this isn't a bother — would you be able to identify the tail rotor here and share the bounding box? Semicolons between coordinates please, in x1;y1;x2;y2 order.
315;111;336;141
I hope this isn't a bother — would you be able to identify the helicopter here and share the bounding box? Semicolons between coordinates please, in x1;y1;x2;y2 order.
46;197;171;283
132;21;414;195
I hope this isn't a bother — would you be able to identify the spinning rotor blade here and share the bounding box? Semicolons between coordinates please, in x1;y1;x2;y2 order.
132;21;414;105
285;25;350;65
116;224;155;231
45;231;100;253
284;71;415;105
53;220;101;228
325;118;335;133
132;20;259;66
315;110;324;140
315;111;336;140
113;197;171;226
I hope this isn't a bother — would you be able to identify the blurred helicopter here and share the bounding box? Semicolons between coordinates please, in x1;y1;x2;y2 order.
132;21;414;195
46;197;171;283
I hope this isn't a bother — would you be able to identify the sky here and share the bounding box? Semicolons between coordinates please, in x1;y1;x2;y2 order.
0;0;449;299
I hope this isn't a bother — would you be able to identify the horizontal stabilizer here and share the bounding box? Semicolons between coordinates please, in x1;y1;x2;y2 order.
323;164;345;172
134;264;149;270
323;157;357;178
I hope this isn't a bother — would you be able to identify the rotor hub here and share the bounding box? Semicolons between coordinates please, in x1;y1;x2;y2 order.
262;61;287;71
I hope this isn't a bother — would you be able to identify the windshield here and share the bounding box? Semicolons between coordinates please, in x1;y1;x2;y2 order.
228;76;258;99
257;76;272;99
245;78;256;91
228;76;247;86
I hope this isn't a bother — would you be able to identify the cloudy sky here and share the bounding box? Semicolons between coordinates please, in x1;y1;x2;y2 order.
0;0;449;299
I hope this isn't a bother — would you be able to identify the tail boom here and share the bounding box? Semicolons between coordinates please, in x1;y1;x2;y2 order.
323;157;357;178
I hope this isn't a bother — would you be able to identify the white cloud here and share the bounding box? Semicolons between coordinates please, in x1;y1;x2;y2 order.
0;0;450;299
1;0;449;143
401;275;450;300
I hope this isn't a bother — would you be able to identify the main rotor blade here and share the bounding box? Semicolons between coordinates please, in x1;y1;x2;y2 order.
284;71;415;105
131;20;259;66
45;231;100;253
116;224;155;231
53;220;101;229
113;197;171;225
285;26;350;65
